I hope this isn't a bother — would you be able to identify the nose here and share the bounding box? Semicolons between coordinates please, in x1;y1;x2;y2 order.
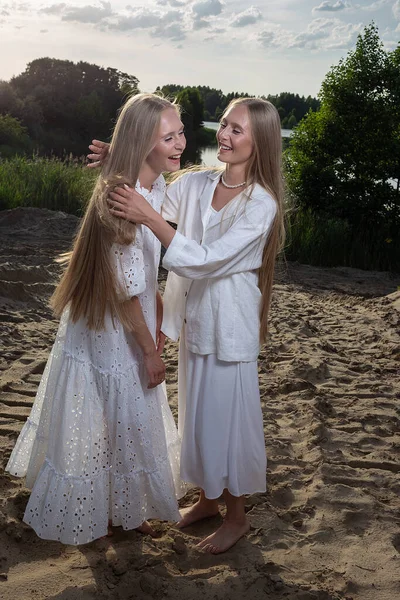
175;136;186;151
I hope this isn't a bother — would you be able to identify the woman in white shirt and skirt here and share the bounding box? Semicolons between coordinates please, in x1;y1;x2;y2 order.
108;97;285;554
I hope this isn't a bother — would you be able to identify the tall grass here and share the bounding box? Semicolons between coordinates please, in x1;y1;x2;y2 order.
0;155;96;216
286;208;400;272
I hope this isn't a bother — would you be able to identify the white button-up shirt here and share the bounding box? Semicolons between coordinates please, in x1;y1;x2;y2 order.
161;170;277;362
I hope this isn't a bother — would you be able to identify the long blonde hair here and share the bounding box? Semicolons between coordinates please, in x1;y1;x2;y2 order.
225;97;285;343
51;93;177;330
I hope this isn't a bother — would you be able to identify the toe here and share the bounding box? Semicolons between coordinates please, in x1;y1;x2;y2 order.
196;537;209;549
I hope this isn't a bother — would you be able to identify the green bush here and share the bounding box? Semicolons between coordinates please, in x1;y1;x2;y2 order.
286;208;400;272
196;126;217;146
0;114;33;158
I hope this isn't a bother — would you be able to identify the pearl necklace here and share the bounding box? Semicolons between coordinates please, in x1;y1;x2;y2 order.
221;174;247;189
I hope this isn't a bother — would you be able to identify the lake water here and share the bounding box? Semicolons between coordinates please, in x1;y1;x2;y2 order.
200;121;293;167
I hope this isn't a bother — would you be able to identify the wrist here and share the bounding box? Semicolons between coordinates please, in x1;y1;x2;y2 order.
144;210;162;230
143;344;157;358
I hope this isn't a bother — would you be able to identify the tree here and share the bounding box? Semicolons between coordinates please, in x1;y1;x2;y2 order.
286;24;400;230
176;87;204;133
0;114;32;157
2;58;140;156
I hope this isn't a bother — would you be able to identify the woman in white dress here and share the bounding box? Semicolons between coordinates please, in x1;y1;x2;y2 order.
6;93;187;545
107;97;285;554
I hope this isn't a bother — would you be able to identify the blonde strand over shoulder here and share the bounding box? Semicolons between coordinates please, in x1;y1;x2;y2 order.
51;93;178;331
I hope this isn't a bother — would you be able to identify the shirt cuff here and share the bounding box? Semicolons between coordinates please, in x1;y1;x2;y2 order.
162;230;188;270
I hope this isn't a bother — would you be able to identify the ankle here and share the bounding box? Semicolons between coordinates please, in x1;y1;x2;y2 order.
224;513;248;526
199;497;219;509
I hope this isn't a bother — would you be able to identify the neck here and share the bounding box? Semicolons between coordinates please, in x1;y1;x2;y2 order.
138;163;161;191
223;163;247;185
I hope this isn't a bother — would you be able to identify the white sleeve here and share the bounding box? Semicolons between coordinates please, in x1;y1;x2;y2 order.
162;196;277;280
111;242;146;301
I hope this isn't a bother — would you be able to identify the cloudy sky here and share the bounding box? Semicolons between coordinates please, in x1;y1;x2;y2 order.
0;0;399;97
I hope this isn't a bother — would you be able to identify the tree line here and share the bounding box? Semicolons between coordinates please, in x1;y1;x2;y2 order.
0;58;319;158
156;84;319;129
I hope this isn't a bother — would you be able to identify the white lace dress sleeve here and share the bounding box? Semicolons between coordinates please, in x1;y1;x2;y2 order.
111;241;146;300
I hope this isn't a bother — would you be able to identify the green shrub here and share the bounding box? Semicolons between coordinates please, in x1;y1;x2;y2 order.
286;208;400;272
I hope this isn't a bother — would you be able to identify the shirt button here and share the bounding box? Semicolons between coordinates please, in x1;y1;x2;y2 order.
184;292;187;297
184;318;187;324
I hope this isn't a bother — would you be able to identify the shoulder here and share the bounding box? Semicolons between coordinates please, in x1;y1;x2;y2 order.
244;184;277;224
169;169;220;190
248;184;277;212
153;173;166;193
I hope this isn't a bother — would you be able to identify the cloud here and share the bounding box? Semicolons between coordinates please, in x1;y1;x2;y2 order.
324;20;362;49
256;17;361;52
155;0;186;5
362;0;391;11
192;0;223;18
231;6;262;28
153;22;186;40
257;30;276;48
287;18;335;49
109;8;184;38
192;17;209;29
62;1;114;24
110;11;161;31
393;0;400;20
2;1;29;11
39;3;67;15
159;9;182;24
313;1;347;12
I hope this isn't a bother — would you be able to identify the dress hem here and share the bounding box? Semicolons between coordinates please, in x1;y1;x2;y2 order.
180;476;267;500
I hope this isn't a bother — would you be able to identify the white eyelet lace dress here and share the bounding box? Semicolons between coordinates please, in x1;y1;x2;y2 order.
6;175;186;545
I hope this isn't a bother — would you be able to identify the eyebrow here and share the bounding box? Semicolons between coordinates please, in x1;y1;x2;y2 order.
221;119;244;131
161;124;185;137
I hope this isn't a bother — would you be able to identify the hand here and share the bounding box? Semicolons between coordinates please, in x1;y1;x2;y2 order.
144;351;166;389
87;139;110;168
109;184;155;224
157;331;166;356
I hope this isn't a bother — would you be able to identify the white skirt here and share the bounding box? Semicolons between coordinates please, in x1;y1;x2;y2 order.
178;335;267;499
6;311;186;545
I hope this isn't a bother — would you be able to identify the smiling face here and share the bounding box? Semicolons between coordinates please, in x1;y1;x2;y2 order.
144;107;186;174
217;104;254;168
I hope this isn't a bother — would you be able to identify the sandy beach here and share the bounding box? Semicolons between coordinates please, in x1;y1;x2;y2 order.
0;207;399;600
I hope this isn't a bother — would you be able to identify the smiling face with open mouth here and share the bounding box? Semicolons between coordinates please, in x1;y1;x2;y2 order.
217;104;254;168
145;107;186;175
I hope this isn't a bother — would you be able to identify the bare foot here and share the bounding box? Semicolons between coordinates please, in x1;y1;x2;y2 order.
135;520;158;537
177;499;220;529
197;517;250;554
